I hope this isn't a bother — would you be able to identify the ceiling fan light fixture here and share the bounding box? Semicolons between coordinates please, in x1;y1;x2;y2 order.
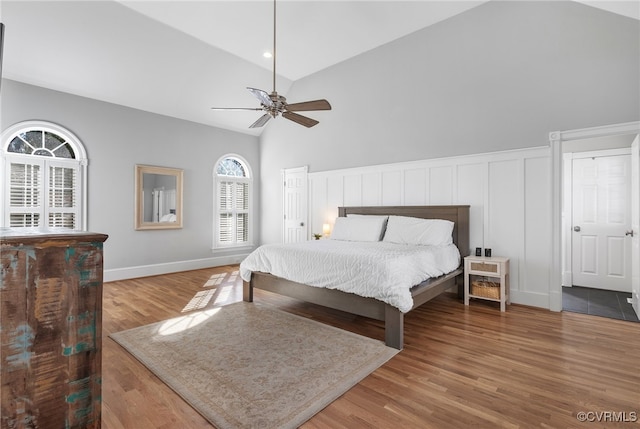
210;0;331;129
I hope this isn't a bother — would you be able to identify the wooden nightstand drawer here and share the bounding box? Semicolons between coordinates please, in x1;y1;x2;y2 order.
469;261;499;274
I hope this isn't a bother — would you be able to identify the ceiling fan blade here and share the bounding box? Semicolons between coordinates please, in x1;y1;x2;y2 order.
282;112;319;128
249;113;272;128
247;87;273;107
285;99;332;112
210;107;263;111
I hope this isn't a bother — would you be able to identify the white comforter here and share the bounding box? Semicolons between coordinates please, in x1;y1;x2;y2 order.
240;240;461;313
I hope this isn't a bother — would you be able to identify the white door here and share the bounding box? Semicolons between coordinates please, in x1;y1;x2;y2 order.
282;166;308;243
631;135;640;316
571;152;632;291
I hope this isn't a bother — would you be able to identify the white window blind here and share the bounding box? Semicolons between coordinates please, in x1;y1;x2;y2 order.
235;182;249;243
217;180;249;246
218;180;233;244
10;162;41;208
47;163;78;228
5;158;80;229
8;159;43;227
214;156;251;248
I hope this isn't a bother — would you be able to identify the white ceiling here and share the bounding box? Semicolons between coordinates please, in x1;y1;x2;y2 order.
116;0;490;82
1;1;638;136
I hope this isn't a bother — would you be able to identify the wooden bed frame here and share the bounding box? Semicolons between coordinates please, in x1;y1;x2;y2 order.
243;205;470;349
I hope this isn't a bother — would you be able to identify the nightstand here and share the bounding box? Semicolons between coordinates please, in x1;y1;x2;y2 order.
464;255;510;311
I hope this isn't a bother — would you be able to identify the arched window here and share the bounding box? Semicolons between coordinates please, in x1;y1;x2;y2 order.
214;155;252;248
1;121;87;230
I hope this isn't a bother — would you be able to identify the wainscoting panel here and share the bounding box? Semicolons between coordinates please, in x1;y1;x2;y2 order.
456;162;486;259
327;175;344;219
308;146;552;309
361;172;380;205
309;173;328;237
523;156;552;303
344;174;363;206
429;166;454;205
404;168;427;205
488;159;523;302
382;170;402;206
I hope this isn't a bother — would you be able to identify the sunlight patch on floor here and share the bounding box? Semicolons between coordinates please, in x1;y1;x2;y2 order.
180;269;242;313
203;273;226;287
203;271;240;287
213;285;233;305
158;307;221;336
182;289;216;312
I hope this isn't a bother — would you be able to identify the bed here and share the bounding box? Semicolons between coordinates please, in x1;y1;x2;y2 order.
242;205;470;349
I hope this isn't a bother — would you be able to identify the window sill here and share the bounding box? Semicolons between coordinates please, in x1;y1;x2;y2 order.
211;244;255;253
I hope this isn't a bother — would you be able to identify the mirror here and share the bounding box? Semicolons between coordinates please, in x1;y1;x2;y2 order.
135;165;183;230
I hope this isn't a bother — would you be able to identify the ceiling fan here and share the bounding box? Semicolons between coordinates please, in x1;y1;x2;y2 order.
211;0;331;129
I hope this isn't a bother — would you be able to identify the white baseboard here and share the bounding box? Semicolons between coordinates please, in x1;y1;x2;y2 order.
510;290;552;310
548;289;563;312
104;254;250;282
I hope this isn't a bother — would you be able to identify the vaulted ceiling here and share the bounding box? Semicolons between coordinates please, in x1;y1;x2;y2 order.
2;1;638;135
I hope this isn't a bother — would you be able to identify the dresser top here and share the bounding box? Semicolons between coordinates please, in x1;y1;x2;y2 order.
0;227;108;244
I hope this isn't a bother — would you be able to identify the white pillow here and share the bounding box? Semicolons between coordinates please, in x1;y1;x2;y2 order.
330;216;387;242
382;216;454;246
347;213;389;228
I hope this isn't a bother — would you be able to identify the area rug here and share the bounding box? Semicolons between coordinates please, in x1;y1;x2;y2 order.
110;301;399;429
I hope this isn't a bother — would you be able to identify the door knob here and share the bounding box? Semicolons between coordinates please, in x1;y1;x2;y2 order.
573;226;581;232
300;222;304;227
626;230;635;237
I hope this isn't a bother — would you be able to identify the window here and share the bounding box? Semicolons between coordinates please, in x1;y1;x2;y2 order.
214;155;252;248
1;121;87;230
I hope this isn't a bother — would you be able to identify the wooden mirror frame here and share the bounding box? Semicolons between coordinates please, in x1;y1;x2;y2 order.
135;165;183;230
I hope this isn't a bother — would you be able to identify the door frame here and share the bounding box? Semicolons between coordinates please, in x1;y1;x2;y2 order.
549;121;640;311
631;135;640;317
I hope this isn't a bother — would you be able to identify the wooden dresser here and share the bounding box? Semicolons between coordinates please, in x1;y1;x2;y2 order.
1;228;108;429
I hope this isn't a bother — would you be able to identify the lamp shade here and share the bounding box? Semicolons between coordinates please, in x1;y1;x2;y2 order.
322;223;331;236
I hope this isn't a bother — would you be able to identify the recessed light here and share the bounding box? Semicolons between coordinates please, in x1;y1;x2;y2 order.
263;51;273;58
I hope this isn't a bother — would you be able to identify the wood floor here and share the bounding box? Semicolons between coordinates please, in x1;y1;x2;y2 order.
102;266;640;428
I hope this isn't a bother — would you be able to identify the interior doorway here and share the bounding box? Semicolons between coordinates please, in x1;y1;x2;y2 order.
282;166;308;243
551;122;640;321
565;148;632;292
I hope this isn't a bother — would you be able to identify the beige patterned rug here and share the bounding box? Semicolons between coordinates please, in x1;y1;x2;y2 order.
110;301;398;429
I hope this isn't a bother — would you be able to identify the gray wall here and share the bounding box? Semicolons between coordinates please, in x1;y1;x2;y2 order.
259;1;640;244
1;79;260;273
